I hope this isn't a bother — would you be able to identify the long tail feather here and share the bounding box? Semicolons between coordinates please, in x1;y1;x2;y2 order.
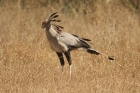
99;52;114;60
87;48;114;60
87;48;100;55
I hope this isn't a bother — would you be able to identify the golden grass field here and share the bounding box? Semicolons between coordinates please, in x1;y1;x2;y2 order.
0;0;140;93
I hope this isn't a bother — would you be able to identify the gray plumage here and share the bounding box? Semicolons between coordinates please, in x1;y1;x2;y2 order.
42;12;114;76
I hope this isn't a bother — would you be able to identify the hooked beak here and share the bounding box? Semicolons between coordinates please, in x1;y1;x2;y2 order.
41;26;45;29
41;21;48;29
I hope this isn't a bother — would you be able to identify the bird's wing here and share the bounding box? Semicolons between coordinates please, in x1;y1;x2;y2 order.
57;32;90;50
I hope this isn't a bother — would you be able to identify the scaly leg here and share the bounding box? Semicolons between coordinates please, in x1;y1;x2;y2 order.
56;52;65;75
69;65;72;77
64;51;72;76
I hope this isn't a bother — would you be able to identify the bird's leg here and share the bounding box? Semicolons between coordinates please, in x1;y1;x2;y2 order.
69;65;72;77
62;65;64;75
64;51;72;76
56;52;65;75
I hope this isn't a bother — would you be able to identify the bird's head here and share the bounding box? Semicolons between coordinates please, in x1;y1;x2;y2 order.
41;21;50;29
42;12;61;29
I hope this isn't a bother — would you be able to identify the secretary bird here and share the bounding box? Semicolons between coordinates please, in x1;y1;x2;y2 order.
42;12;114;76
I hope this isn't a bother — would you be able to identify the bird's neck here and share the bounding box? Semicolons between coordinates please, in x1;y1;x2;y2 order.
45;25;58;38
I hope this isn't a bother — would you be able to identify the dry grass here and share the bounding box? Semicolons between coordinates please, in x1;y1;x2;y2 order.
0;1;140;93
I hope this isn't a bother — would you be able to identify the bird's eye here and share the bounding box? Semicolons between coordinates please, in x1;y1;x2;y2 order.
42;21;48;28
